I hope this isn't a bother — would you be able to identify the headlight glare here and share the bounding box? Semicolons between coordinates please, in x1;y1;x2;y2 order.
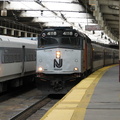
56;51;61;59
38;67;44;72
74;67;79;71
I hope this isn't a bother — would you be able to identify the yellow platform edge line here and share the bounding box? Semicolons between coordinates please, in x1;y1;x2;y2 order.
40;64;118;120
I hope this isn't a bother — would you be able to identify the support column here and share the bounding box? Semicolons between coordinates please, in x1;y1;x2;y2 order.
18;31;21;37
30;33;33;37
11;29;14;36
3;28;7;34
35;34;38;38
25;32;27;37
119;1;120;82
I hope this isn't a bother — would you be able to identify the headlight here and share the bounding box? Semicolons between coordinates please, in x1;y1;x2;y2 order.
74;67;79;71
56;51;61;59
38;67;44;72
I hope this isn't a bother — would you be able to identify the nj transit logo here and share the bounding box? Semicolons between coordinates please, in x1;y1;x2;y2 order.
54;59;63;68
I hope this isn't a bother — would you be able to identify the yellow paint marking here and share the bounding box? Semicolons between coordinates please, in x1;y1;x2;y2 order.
40;65;118;120
62;89;86;102
43;109;74;120
76;80;94;88
56;103;78;109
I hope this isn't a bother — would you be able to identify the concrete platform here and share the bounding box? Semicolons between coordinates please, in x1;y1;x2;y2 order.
40;65;120;120
85;65;120;120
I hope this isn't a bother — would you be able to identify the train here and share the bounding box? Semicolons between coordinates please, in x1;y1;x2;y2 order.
36;27;119;91
0;35;37;93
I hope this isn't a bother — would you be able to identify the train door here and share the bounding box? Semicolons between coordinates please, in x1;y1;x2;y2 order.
91;45;94;70
83;40;87;72
87;40;92;71
21;45;25;76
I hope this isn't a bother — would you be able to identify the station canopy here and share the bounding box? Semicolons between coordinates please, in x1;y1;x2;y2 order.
0;0;119;44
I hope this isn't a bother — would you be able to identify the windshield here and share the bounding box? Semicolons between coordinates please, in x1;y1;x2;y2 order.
39;37;83;49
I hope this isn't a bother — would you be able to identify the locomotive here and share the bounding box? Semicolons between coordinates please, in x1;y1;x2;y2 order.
36;27;118;90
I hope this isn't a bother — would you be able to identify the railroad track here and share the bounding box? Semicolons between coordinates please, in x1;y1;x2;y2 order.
0;78;75;120
11;97;51;120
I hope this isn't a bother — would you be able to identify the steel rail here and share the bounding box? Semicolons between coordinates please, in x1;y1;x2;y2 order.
10;97;51;120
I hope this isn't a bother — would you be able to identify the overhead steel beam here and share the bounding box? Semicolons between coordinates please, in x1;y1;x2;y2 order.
0;1;46;10
107;21;119;25
89;0;119;40
103;15;119;21
2;1;85;12
100;5;119;14
108;24;119;28
99;0;119;6
19;11;92;19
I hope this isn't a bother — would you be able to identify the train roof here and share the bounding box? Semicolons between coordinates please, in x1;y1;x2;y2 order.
0;35;37;45
92;41;119;49
43;27;73;31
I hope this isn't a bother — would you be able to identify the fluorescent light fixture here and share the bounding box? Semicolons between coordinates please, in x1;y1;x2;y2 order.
32;17;64;22
20;11;55;17
41;2;84;12
43;22;71;27
40;0;78;3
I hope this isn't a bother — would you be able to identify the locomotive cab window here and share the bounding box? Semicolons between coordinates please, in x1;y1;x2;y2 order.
39;36;83;49
38;29;85;49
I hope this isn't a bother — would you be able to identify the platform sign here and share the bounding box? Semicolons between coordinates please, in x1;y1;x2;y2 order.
85;25;101;31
